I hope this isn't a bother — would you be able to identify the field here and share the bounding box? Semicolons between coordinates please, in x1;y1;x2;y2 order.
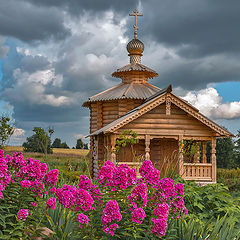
4;146;90;171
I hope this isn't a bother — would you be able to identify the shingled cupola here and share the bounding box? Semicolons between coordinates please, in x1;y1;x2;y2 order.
82;9;233;183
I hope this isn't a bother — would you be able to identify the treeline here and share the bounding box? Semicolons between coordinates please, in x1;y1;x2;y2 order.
214;130;240;169
22;127;88;154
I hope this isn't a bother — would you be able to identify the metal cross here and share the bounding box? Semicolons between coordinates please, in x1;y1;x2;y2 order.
129;9;143;39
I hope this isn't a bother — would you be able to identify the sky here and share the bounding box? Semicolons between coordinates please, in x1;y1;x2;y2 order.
0;0;240;147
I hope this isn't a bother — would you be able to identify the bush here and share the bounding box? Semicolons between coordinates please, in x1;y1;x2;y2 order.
217;168;240;192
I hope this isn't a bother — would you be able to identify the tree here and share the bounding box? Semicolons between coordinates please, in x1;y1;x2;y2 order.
60;142;70;149
206;137;236;168
76;138;84;149
216;137;236;168
83;143;88;150
0;116;14;148
52;138;62;148
23;127;54;154
235;129;240;165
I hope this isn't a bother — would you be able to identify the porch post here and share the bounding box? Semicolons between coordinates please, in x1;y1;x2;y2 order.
202;142;207;163
178;135;184;176
211;137;217;183
145;134;150;160
111;134;117;165
93;136;98;178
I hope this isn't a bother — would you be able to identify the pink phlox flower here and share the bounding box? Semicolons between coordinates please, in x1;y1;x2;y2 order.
139;160;160;185
50;186;56;194
153;202;169;219
17;209;29;221
77;213;90;228
20;180;32;188
56;185;76;209
75;188;94;211
128;183;148;208
151;217;167;237
78;175;91;190
0;149;4;158
175;183;184;195
44;169;59;187
46;197;56;210
131;208;146;224
97;162;116;188
158;178;177;198
101;200;122;235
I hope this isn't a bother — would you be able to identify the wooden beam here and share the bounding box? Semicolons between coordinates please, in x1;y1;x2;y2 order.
178;135;184;176
145;134;150;160
202;142;207;163
111;134;117;165
211;137;217;183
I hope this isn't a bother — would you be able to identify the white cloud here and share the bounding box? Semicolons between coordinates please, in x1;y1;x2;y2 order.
182;87;240;119
4;68;71;107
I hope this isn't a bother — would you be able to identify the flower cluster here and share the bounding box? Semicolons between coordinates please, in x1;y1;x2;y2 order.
139;160;160;185
17;209;29;221
131;208;146;224
97;161;137;190
77;213;90;228
46;197;56;210
0;150;11;198
128;183;148;209
101;200;122;236
44;169;59;187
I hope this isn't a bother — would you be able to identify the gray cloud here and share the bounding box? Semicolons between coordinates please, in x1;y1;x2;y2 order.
1;0;240;145
0;36;9;58
0;0;70;43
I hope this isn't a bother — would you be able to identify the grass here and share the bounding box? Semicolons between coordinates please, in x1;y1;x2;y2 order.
4;146;90;173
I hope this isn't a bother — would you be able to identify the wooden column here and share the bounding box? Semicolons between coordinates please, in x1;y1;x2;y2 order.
202;142;207;163
211;137;217;183
193;142;200;163
178;135;184;176
111;134;117;165
93;136;98;178
145;135;150;160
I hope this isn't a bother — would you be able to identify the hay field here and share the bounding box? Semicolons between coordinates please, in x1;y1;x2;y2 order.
5;146;89;157
4;146;90;168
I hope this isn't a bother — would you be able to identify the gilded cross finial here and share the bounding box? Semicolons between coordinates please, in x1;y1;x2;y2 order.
129;9;143;39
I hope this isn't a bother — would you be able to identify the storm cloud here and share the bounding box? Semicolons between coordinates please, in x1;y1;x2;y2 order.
0;0;239;146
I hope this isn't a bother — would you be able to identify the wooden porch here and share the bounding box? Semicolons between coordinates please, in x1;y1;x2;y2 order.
91;134;217;184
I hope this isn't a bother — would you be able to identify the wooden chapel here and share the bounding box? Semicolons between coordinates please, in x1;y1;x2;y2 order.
82;10;233;184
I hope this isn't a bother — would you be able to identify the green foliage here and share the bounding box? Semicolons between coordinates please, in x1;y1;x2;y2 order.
180;180;240;222
164;214;240;240
0;182;46;239
216;137;236;168
0;116;14;149
182;139;200;163
52;138;70;149
217;168;240;192
23;127;54;154
235;130;240;165
76;138;88;149
115;130;139;154
52;138;61;148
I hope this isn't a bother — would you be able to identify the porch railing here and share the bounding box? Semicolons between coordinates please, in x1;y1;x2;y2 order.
182;163;212;181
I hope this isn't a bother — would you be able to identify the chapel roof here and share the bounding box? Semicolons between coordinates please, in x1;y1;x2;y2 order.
88;85;234;138
82;82;160;107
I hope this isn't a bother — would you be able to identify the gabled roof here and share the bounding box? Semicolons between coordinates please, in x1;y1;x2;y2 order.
88;85;234;137
82;82;160;107
112;63;158;78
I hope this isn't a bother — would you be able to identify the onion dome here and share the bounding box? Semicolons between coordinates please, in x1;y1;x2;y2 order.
127;39;144;55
